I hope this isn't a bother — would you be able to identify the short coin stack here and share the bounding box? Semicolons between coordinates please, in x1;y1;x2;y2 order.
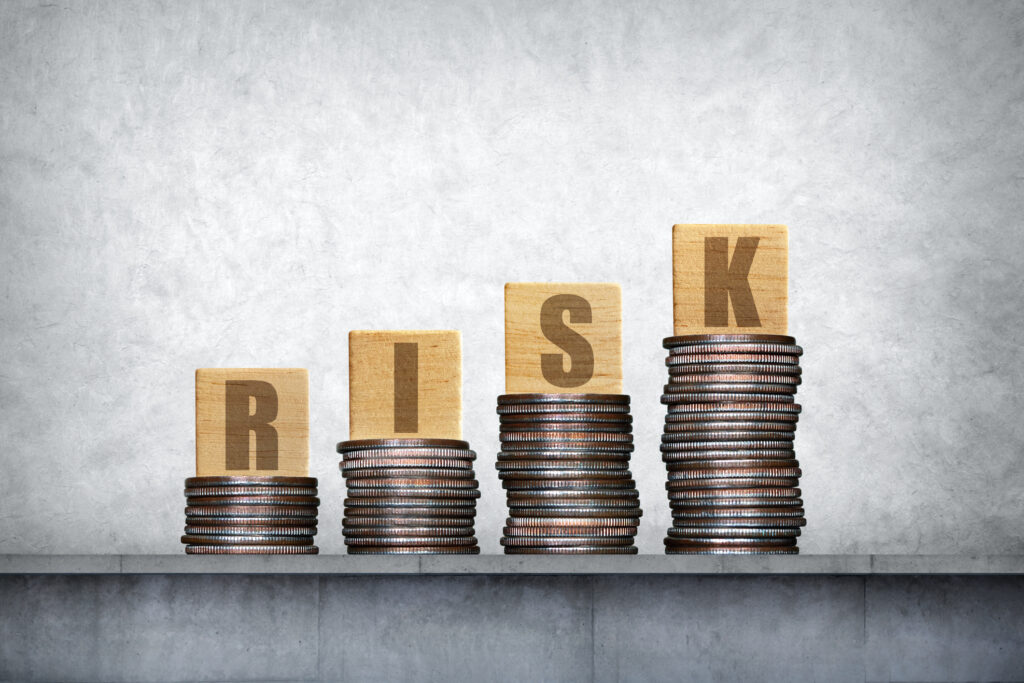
496;394;642;554
182;476;320;554
660;334;805;554
338;439;481;554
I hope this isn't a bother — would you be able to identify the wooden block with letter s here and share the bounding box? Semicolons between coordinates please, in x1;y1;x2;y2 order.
505;282;623;394
348;330;462;440
195;368;309;476
672;224;788;335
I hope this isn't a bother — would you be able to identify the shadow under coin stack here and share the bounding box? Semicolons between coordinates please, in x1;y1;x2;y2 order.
182;476;320;554
660;334;805;555
496;394;642;554
338;439;481;554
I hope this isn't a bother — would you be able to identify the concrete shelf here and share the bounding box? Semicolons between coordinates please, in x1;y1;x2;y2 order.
2;553;1023;575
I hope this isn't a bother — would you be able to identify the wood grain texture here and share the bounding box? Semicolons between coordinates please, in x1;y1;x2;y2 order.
348;330;461;440
505;282;622;394
195;368;309;476
672;224;788;335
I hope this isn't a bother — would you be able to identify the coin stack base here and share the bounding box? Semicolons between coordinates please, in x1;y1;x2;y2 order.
660;334;805;555
339;438;481;554
497;394;641;554
182;476;320;554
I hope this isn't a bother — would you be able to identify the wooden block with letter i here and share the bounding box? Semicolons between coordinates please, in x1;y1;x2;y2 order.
195;368;309;476
505;282;623;394
672;224;788;335
348;330;462;440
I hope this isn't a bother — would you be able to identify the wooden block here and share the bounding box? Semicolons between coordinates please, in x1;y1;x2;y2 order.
505;282;623;394
348;330;461;440
195;368;309;477
672;224;788;335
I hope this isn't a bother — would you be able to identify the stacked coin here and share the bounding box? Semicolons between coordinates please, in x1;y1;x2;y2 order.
338;438;481;554
660;334;806;555
496;394;642;554
182;476;320;554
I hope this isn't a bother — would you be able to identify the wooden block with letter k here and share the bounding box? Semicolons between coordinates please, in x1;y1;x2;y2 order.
672;224;788;335
195;368;309;476
348;330;462;440
505;282;622;394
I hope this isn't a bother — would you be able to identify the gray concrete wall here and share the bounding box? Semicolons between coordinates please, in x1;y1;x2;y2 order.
1;1;1023;556
2;574;1023;682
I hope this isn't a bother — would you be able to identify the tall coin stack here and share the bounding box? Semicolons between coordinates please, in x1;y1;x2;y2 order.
338;439;481;554
182;476;320;554
496;394;642;554
660;334;805;554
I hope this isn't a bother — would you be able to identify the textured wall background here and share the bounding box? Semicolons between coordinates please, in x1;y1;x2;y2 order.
1;0;1022;555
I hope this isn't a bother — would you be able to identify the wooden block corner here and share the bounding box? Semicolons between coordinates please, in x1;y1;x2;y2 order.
504;282;623;394
194;368;309;477
672;224;788;335
348;330;462;440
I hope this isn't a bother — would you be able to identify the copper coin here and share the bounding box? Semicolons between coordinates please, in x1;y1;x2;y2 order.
502;525;636;537
344;536;478;547
185;505;318;517
337;438;469;452
667;547;798;555
342;516;473;528
669;487;801;500
506;516;641;527
185;525;316;536
501;536;635;547
185;486;318;498
504;546;638;554
346;488;481;499
185;476;317;488
497;393;630;405
667;466;802;480
668;402;802;415
673;507;806;519
181;534;314;546
347;547;480;554
343;527;475;538
186;545;319;555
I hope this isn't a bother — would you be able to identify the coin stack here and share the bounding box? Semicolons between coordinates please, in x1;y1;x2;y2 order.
660;334;805;555
182;476;320;554
338;439;481;554
496;394;642;554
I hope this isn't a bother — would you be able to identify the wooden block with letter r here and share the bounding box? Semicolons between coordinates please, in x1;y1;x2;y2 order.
195;368;309;476
348;330;462;440
505;282;623;394
672;224;788;335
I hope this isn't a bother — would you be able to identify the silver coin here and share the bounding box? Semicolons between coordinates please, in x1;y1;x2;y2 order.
662;393;796;405
504;546;638;554
343;497;476;508
496;459;630;471
667;526;801;538
343;467;476;480
508;507;643;519
499;422;632;434
346;547;480;555
497;403;631;415
503;480;637;491
663;536;797;547
497;393;630;406
666;353;801;367
668;402;802;415
186;545;320;555
498;470;635;481
181;534;314;546
500;413;633;425
502;525;637;537
185;476;317;488
668;487;801;500
665;411;800;425
667;362;802;376
343;527;475;538
341;458;476;473
662;449;795;461
671;498;804;509
508;501;641;511
662;383;798;395
340;448;476;461
660;439;797;451
501;536;636;547
337;438;469;452
499;442;634;454
673;507;805;519
344;536;479;547
664;338;801;355
666;547;799;555
663;420;797;433
668;516;806;528
342;516;475;527
346;478;480;489
346;488;481;499
662;431;796;443
345;507;477;518
667;466;802;480
184;486;317;498
498;449;633;460
506;490;639;500
666;459;798;471
501;431;634;443
506;516;642;527
185;516;319;526
666;477;800;491
184;525;316;536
